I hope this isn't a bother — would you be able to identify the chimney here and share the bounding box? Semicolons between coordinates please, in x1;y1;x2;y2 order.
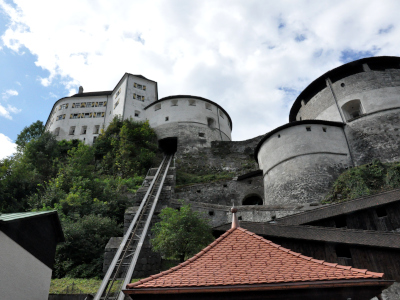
78;86;84;94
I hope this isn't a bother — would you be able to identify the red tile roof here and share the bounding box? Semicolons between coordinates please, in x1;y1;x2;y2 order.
126;227;383;290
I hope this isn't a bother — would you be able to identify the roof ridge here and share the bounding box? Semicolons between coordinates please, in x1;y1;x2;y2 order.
127;228;237;288
237;226;384;278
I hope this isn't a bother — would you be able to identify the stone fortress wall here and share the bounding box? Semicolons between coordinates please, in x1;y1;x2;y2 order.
256;56;400;206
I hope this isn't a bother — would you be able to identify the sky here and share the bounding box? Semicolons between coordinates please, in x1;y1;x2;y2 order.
1;0;400;159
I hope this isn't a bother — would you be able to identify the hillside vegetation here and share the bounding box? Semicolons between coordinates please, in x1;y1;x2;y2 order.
324;159;400;203
0;117;159;278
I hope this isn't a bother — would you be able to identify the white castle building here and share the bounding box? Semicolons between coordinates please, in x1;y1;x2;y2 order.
45;73;232;151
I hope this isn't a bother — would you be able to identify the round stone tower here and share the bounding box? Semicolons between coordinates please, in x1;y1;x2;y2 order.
144;95;232;153
257;56;400;206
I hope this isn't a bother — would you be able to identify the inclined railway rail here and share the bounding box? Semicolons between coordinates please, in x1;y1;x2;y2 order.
94;155;173;300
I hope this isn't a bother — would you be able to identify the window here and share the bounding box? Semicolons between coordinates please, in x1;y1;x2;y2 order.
84;113;90;118
189;99;196;106
71;113;79;119
341;99;363;121
81;102;87;108
74;103;81;108
114;99;120;109
101;112;105;117
98;102;104;107
165;116;169;121
57;115;63;121
306;126;311;131
134;94;144;102
155;104;161;111
134;110;140;117
81;126;87;135
242;195;263;205
209;211;214;216
322;127;327;132
134;83;146;90
376;207;387;218
205;103;212;110
54;127;60;136
93;125;100;134
59;104;68;110
93;136;97;144
69;126;76;135
219;110;224;119
115;88;121;98
207;117;215;128
199;132;205;138
171;100;178;106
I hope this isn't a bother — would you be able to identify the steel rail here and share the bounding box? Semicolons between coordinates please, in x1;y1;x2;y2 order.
117;155;173;300
94;156;167;300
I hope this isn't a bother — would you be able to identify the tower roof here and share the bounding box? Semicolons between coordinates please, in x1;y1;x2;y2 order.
126;227;384;292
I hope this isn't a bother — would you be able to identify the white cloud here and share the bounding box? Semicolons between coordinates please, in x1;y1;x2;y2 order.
1;0;400;140
2;89;18;100
0;133;17;159
0;103;20;119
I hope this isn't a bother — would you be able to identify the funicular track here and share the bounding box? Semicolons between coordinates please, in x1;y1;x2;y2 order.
95;155;173;300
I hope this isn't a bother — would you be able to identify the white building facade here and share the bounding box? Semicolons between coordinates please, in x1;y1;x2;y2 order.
45;74;232;149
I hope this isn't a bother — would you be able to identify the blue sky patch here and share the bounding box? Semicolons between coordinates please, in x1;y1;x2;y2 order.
339;49;379;64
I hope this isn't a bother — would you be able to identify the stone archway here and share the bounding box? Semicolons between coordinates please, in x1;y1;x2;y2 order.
242;194;263;205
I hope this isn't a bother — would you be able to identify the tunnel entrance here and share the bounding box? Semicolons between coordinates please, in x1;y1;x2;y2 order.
158;137;178;154
242;194;263;205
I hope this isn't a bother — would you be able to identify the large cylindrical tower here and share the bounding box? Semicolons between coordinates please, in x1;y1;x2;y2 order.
144;95;232;153
290;56;400;165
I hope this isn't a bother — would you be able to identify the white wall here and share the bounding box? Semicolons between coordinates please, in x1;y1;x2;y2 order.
0;231;52;300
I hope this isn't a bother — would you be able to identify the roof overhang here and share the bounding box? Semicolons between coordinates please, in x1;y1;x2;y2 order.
124;279;393;299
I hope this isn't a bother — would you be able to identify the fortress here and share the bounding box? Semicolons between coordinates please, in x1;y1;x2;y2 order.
46;56;400;298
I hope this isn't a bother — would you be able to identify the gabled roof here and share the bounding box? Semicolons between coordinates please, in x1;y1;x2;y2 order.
126;227;383;291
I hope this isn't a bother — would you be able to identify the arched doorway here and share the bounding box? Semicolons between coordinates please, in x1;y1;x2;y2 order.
158;137;178;154
242;194;263;205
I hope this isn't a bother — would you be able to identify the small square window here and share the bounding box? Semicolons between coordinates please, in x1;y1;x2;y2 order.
155;104;161;111
306;126;311;131
165;116;169;121
189;100;196;106
199;132;205;138
134;110;140;117
93;125;100;134
219;110;225;119
205;103;212;110
323;127;327;132
171;100;178;106
209;211;214;216
81;126;87;135
69;126;76;135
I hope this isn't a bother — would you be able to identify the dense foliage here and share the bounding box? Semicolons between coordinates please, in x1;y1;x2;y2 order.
151;202;214;262
0;117;159;278
324;159;400;203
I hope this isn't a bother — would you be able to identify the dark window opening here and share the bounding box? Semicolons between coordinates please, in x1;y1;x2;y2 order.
306;126;311;131
158;137;178;154
334;216;347;228
238;216;243;221
209;211;214;216
336;245;352;259
199;132;205;138
278;134;281;138
242;195;263;205
207;118;215;128
223;184;228;188
248;180;252;184
323;127;327;132
341;83;345;87
197;190;201;193
165;116;169;121
376;207;387;217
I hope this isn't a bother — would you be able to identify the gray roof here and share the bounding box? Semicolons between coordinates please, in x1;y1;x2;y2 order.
275;189;400;226
214;221;400;250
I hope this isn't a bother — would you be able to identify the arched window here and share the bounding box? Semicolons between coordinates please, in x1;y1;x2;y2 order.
242;194;263;205
341;100;363;121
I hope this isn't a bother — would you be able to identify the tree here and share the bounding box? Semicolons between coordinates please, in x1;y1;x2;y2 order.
151;202;214;262
53;214;122;278
16;120;45;150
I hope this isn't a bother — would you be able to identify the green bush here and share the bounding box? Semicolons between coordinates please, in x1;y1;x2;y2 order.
324;159;400;203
